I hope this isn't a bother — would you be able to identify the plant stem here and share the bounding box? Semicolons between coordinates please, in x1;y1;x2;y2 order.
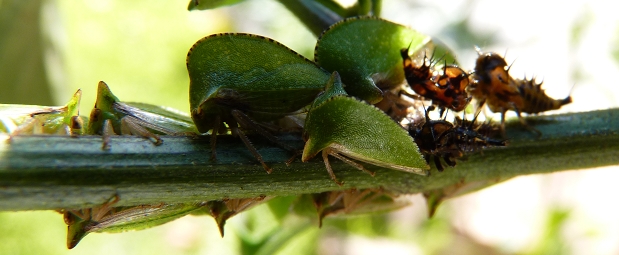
1;109;618;211
277;0;343;37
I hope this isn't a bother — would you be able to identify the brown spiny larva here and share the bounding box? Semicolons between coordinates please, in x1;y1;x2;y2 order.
468;51;572;135
515;77;572;114
408;106;507;171
452;113;507;154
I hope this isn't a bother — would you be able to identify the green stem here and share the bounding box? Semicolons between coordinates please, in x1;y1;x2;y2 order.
277;0;343;37
276;0;385;36
1;109;618;211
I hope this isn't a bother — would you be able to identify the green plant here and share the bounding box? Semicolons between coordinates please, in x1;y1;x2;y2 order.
0;0;617;253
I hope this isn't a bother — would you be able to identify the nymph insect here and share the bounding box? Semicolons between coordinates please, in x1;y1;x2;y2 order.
87;81;197;149
467;51;572;135
305;188;408;227
401;47;471;116
408;105;507;171
62;195;205;249
1;89;84;137
187;33;331;173
314;16;431;104
205;196;269;237
302;72;428;185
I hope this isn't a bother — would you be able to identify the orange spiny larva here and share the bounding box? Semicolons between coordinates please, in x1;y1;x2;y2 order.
401;47;471;117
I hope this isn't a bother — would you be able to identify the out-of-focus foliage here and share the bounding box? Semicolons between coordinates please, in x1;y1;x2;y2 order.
0;211;66;255
611;24;619;67
52;0;233;112
525;208;571;255
0;0;53;105
187;0;246;10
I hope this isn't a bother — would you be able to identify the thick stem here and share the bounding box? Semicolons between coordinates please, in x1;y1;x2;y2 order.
277;0;343;37
0;109;618;211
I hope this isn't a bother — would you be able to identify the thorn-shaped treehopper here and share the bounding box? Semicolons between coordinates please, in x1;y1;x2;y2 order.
315;17;432;104
62;196;204;249
87;81;198;150
302;72;429;185
205;196;269;237
187;33;331;173
1;89;85;136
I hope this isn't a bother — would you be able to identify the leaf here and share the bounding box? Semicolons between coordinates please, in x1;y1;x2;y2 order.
187;0;246;10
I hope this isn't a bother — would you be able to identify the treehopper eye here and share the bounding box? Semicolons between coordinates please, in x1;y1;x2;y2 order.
0;89;84;137
87;81;198;150
314;17;432;104
302;72;429;185
62;195;206;249
187;33;331;173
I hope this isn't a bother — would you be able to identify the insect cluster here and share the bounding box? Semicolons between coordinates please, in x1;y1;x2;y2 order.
0;16;572;248
399;45;572;170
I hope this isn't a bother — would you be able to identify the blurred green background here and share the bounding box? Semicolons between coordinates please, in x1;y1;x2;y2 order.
1;0;619;254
